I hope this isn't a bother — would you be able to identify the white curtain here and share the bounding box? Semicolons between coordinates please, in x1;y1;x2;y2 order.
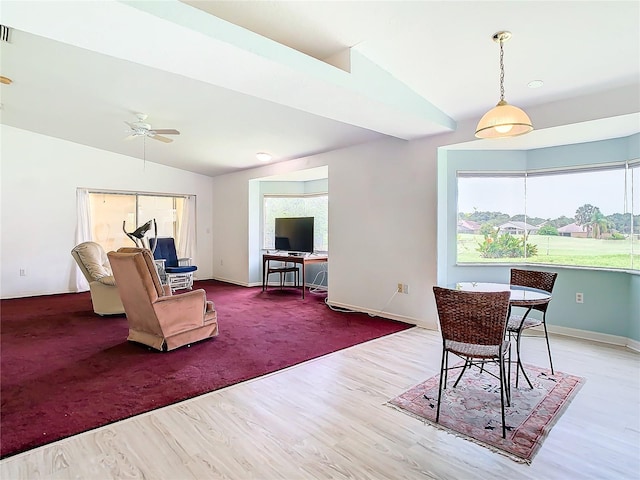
73;188;92;291
178;196;196;260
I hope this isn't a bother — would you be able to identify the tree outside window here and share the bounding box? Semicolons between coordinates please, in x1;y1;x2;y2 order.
263;194;328;252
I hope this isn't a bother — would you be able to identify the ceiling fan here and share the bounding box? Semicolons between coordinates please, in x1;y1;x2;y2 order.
124;113;180;143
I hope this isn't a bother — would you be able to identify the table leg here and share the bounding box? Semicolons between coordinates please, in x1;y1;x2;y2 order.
301;262;305;299
514;307;534;389
262;258;267;292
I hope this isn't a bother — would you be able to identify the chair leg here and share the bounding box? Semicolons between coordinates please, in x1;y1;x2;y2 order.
505;347;512;407
499;356;507;438
507;333;513;393
443;350;449;387
542;316;554;374
453;358;470;388
436;350;447;423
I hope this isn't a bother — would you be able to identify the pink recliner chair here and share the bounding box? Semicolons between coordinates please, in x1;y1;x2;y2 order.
107;247;218;351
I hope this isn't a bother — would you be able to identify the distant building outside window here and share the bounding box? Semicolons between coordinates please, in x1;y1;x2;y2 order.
456;161;639;270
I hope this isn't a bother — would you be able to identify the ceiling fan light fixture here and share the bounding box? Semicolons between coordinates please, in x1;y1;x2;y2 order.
124;113;179;143
475;31;533;139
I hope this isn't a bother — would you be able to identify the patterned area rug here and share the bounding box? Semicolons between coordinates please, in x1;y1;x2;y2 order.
389;363;585;463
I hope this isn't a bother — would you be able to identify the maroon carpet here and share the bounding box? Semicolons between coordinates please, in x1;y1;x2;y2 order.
0;280;412;458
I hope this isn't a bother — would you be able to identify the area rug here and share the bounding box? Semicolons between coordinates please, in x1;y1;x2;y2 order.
0;280;413;459
388;363;585;463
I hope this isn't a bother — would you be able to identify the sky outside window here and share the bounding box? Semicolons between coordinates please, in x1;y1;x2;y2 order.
458;169;625;220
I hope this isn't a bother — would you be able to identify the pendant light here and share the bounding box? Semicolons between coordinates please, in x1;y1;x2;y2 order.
475;31;533;139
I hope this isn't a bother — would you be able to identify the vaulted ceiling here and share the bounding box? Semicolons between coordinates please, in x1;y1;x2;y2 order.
1;1;638;177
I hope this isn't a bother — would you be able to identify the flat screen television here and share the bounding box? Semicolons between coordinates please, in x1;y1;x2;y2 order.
274;217;314;253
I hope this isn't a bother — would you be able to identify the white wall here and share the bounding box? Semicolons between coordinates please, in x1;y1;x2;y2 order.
327;138;438;326
0;125;214;298
211;156;328;286
210;136;461;328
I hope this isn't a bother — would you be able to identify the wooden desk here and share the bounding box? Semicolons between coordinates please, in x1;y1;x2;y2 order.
262;253;328;299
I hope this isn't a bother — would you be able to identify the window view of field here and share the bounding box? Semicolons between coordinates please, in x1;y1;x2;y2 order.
458;234;639;269
457;164;639;270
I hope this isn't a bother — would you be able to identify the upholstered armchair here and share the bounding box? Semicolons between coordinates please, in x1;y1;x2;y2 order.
107;247;218;351
71;241;125;315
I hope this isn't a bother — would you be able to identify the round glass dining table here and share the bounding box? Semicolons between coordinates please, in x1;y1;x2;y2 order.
452;282;551;307
450;282;552;389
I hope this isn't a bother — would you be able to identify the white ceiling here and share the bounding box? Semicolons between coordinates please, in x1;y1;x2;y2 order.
0;1;638;177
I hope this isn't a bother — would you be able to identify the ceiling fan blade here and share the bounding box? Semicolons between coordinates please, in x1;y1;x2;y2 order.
151;129;180;135
124;134;137;141
150;134;173;143
124;121;136;129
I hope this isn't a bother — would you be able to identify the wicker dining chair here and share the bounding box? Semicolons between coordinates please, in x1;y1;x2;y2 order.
508;269;558;375
432;286;512;438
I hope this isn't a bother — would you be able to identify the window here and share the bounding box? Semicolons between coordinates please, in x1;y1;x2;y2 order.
457;174;525;262
88;191;186;253
263;194;328;252
631;162;640;269
457;161;640;270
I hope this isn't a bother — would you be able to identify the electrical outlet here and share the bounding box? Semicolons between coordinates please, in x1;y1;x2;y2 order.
19;268;26;277
403;284;409;294
397;283;403;293
576;292;584;303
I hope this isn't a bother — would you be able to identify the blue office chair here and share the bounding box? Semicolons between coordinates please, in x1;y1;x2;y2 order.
149;237;197;292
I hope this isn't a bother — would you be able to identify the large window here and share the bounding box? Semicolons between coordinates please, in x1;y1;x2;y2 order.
263;194;328;252
88;191;186;253
457;161;640;270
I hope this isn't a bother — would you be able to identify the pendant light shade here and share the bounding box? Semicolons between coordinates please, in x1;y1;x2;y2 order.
475;100;533;138
475;31;533;139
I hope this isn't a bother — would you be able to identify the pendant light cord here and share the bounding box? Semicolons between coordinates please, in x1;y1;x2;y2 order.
499;39;505;102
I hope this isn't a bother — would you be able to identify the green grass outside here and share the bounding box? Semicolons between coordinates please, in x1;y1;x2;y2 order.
457;234;640;270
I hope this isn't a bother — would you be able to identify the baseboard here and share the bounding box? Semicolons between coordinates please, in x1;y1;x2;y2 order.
211;276;252;287
323;303;639;349
244;280;327;289
306;282;328;292
325;299;428;328
543;324;639;351
627;338;640;352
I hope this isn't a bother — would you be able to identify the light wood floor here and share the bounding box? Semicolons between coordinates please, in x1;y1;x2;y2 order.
1;327;639;480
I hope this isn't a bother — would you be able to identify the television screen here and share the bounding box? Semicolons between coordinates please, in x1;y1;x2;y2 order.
275;217;314;253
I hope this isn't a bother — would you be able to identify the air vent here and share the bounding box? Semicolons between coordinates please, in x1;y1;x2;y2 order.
1;25;12;43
